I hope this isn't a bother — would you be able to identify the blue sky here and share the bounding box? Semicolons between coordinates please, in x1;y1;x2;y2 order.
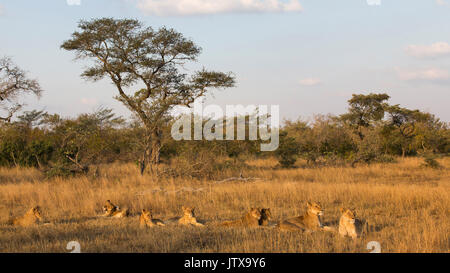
0;0;449;122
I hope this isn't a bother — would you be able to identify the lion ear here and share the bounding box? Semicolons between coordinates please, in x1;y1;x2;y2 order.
340;208;345;213
307;202;312;207
181;206;186;210
142;209;146;213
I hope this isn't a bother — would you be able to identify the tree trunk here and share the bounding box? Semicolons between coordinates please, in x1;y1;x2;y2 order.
139;148;149;176
151;132;161;165
139;133;152;176
139;128;162;176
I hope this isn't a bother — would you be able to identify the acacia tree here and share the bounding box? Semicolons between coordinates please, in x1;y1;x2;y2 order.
340;93;390;140
0;57;42;122
61;18;235;174
340;93;390;166
384;105;418;157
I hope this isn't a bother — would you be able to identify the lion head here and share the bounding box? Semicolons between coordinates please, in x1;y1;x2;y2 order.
340;208;357;224
141;209;152;221
249;208;262;219
29;206;42;220
307;202;323;216
103;200;118;215
182;206;196;218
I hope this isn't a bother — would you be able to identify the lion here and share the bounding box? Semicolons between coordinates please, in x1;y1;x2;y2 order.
338;208;368;239
11;206;42;227
277;202;324;232
102;200;129;218
259;208;272;226
220;208;262;227
139;209;165;228
168;206;204;227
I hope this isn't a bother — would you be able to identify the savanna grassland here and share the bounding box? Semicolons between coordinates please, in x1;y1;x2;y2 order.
0;157;448;253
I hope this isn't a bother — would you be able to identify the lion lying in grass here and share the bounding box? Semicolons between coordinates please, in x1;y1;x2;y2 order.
339;208;368;239
139;209;165;228
10;206;42;227
102;200;129;218
220;208;262;227
277;202;326;232
167;206;204;226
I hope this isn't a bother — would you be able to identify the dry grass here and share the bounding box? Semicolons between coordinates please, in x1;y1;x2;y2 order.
0;157;449;253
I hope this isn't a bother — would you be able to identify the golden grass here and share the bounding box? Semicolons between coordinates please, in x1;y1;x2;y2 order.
0;157;448;253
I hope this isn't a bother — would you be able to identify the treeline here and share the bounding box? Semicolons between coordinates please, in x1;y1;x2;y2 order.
0;93;448;177
278;94;448;168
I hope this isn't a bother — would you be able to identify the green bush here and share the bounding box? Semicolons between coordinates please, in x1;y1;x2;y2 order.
275;132;300;168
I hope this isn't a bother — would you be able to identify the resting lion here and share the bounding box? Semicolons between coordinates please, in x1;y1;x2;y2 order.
10;206;42;227
102;200;129;218
220;208;262;227
139;209;165;228
277;202;325;232
167;206;204;226
339;208;368;239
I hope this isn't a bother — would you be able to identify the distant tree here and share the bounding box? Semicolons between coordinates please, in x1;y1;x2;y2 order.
61;18;235;175
0;57;42;122
340;93;390;140
16;109;47;129
46;108;124;174
384;105;418;157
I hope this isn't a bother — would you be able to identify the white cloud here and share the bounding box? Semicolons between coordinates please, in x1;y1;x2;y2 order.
299;78;321;86
136;0;303;16
80;98;98;106
406;42;450;58
436;0;448;6
396;68;450;82
0;4;4;16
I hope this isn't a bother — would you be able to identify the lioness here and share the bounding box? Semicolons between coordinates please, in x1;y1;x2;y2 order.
339;208;367;239
259;208;272;226
102;200;129;218
11;206;42;227
277;202;324;232
220;208;262;227
139;209;165;228
168;206;204;226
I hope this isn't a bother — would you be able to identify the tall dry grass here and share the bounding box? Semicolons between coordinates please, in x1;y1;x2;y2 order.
0;157;448;253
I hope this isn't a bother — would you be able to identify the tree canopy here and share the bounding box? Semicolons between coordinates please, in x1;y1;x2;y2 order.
0;57;42;122
61;18;235;174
